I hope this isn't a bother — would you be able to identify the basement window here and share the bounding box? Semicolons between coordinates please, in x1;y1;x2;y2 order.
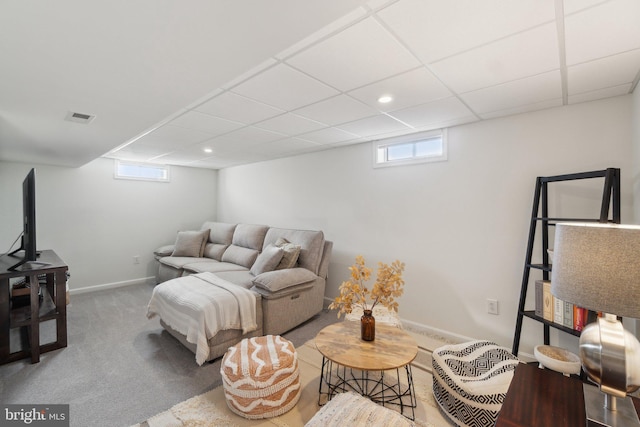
114;160;170;182
373;129;447;168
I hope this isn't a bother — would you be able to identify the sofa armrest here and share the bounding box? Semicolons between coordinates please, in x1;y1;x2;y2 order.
154;244;175;258
252;268;317;293
251;282;314;300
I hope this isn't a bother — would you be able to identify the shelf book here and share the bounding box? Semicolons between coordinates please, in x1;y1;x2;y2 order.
534;280;598;332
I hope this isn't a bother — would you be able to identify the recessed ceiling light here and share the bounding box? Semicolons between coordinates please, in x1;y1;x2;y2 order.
377;95;393;104
203;148;213;154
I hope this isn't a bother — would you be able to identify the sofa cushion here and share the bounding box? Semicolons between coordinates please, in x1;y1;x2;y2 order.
253;268;317;293
160;256;209;269
233;224;269;250
201;222;236;245
275;237;301;270
172;230;210;257
250;244;284;276
203;243;228;261
183;260;247;274
222;245;259;268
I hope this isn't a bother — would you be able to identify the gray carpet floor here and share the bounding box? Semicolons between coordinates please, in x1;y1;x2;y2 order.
0;282;340;427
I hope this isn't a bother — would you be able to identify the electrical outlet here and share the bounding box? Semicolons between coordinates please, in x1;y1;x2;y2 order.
487;298;499;315
133;255;140;264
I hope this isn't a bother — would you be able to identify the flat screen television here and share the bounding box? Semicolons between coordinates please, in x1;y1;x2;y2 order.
8;168;38;271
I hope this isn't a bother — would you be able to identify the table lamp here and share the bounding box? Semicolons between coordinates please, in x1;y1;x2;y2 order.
551;223;640;427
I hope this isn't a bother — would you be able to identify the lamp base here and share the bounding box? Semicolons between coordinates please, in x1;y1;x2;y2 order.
584;384;640;427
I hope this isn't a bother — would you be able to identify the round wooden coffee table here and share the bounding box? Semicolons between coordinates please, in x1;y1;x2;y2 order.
315;320;418;419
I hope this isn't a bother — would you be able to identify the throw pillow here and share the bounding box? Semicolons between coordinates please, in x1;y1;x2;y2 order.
171;229;210;257
250;244;284;276
275;237;301;270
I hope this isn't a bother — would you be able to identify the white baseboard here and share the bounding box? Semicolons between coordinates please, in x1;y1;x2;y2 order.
400;318;475;343
70;276;155;295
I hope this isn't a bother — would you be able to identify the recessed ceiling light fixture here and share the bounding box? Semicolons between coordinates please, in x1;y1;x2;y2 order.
377;95;393;104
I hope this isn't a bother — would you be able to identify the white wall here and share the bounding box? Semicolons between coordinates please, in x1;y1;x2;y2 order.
0;158;217;292
217;96;633;356
631;86;640;337
633;86;640;222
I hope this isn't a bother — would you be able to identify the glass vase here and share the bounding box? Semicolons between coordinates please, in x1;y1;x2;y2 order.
361;309;375;341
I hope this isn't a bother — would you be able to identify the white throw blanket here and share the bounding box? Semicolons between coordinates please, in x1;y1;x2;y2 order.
147;272;258;365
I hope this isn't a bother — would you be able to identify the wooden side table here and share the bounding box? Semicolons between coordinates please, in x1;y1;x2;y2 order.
0;250;68;364
496;362;640;427
315;321;418;419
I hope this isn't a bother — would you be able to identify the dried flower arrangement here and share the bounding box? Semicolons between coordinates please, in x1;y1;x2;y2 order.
329;255;405;318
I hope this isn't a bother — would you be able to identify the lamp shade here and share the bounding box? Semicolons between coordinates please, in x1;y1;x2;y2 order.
551;223;640;319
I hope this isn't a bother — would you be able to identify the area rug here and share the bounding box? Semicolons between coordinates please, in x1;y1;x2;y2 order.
132;331;454;427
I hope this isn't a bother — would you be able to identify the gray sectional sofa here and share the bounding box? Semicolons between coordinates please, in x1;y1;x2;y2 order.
152;221;332;361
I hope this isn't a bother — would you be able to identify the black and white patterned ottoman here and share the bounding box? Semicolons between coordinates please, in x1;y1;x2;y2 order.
432;340;519;427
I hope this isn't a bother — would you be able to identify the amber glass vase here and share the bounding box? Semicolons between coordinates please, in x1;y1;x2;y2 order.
361;309;375;341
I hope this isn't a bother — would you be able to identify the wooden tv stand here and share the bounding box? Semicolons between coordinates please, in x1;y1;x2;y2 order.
0;250;68;364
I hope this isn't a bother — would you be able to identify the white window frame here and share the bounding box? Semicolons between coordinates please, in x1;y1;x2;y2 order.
373;129;447;168
114;160;170;182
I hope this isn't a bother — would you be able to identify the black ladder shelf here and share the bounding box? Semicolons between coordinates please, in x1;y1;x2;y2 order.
512;168;621;356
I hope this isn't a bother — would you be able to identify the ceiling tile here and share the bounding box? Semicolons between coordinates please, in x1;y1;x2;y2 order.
170;110;244;136
206;126;286;151
567;49;640;95
118;141;171;156
220;58;277;90
377;0;556;63
190;158;241;169
460;70;562;114
568;84;632;105
387;96;476;128
275;7;368;59
231;63;339;110
153;150;209;164
562;0;609;15
252;137;322;155
287;17;421;91
348;67;452;112
298;127;359;145
564;0;640;65
430;23;560;94
195;91;284;124
479;98;563;120
254;113;327;136
294;95;379;125
108;144;170;162
133;124;213;149
336;114;412;138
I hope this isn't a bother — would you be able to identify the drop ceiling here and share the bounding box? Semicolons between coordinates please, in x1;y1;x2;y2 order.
2;0;639;170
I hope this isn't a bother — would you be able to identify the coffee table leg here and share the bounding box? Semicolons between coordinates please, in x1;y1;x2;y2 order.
404;365;416;420
318;356;328;405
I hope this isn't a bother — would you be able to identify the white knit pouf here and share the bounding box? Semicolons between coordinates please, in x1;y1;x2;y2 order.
432;340;519;427
305;392;415;427
221;335;300;419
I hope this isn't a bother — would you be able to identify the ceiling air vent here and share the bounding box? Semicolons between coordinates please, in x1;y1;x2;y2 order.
65;111;96;124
